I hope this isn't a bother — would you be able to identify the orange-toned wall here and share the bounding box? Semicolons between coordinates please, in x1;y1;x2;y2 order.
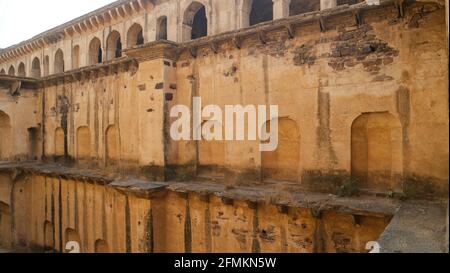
0;173;390;253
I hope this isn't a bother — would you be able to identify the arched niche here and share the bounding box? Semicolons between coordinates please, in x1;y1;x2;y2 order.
351;112;403;193
261;118;300;182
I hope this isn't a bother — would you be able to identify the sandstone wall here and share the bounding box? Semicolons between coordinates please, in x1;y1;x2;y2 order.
169;1;448;197
0;171;391;253
0;84;41;162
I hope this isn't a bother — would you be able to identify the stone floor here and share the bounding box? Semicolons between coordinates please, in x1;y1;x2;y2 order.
378;200;449;253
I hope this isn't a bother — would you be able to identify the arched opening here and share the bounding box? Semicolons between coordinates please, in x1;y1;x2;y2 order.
106;31;122;61
77;126;91;163
0;111;12;161
261;118;300;182
88;37;103;65
0;69;5;75
31;57;41;78
351;113;403;193
250;0;273;26
43;221;55;252
198;121;225;178
183;2;208;41
126;23;144;48
95;239;109;253
105;125;119;166
8;66;15;76
72;45;80;69
289;0;320;16
43;55;50;76
0;202;11;249
54;49;65;74
65;228;81;253
55;127;65;157
17;62;26;77
156;16;168;40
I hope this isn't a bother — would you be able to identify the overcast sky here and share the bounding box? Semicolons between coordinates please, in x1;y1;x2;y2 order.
0;0;114;48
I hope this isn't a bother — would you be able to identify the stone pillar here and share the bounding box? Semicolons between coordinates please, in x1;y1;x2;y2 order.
320;0;337;10
238;1;252;29
181;24;192;42
273;0;291;20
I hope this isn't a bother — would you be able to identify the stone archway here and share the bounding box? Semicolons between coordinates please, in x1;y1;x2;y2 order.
77;126;91;164
351;112;403;193
105;125;119;167
54;49;65;74
198;120;225;178
8;65;15;76
95;239;109;253
18;62;26;77
126;23;144;48
261;118;300;182
106;31;122;61
156;16;168;40
88;37;102;65
65;228;81;253
31;57;41;78
182;1;208;41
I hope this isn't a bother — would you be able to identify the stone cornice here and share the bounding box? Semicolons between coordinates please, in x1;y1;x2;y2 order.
39;56;139;87
174;0;406;58
123;40;180;61
0;76;40;95
2;0;441;85
0;0;154;64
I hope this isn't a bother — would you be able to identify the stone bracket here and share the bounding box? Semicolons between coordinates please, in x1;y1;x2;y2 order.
232;36;242;49
395;0;405;18
284;23;296;39
257;31;267;44
319;17;326;32
354;10;364;26
188;46;198;58
209;41;219;54
8;80;21;96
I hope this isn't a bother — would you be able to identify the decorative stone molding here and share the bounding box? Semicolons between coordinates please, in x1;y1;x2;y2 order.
0;0;154;63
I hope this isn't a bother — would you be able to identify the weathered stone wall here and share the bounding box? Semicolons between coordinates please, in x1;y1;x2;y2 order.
0;0;447;253
40;58;166;175
1;1;447;198
0;169;391;253
0;82;41;162
168;0;448;197
0;0;384;78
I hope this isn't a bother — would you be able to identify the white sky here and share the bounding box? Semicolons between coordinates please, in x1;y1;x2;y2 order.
0;0;114;48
